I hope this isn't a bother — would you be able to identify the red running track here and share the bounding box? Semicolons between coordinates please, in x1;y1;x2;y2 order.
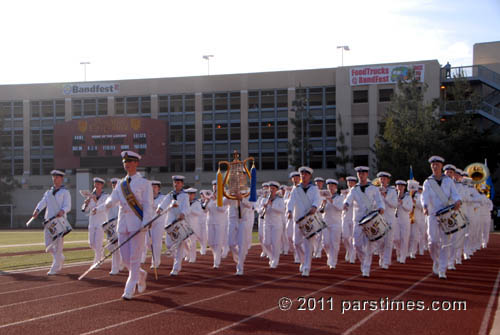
0;234;499;335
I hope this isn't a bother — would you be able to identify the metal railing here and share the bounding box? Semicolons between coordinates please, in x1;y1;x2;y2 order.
441;65;500;90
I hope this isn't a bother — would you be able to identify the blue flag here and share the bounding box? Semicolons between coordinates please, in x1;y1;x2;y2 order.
486;175;495;200
409;165;414;180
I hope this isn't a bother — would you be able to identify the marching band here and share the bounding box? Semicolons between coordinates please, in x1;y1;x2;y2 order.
28;151;495;300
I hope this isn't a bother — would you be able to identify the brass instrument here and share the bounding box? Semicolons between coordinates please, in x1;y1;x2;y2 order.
319;190;332;213
409;190;416;224
200;190;213;210
80;188;96;212
260;194;271;219
371;177;382;187
465;162;491;198
218;150;255;218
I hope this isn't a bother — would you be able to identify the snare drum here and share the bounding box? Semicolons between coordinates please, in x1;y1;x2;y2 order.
296;213;327;240
435;205;465;235
165;219;194;247
358;211;389;241
46;217;73;241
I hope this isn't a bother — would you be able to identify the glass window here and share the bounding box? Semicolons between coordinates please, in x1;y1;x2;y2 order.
98;98;107;116
203;124;213;141
185;124;195;142
310;119;323;138
309;88;323;107
261;91;274;108
170;125;183;142
42;129;53;146
203;94;213;111
31;130;40;146
13;102;23;118
229;92;240;110
325;119;336;137
326;86;336;105
184;95;195;112
214;93;227;111
140;96;151;115
353;123;368;135
261;152;275;169
159;96;169;114
115;98;125;115
31;101;40;118
215;124;228;141
41;101;53;118
379;89;394;102
353;90;368;103
84;99;96;116
126;97;139;115
277;90;287;108
55;100;65;117
248;91;259;109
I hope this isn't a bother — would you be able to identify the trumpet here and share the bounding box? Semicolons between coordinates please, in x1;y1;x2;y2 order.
80;188;96;212
260;194;272;219
200;190;214;210
319;190;333;213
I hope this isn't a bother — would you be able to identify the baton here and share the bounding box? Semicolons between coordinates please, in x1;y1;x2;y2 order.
78;209;170;281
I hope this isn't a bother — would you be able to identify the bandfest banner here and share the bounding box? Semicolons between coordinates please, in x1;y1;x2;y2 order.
350;64;424;86
63;83;120;95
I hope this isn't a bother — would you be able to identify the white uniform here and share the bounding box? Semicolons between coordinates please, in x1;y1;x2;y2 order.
344;184;385;276
341;191;356;263
185;198;205;262
480;193;493;248
204;196;229;268
35;185;71;274
284;188;299;262
287;183;321;276
394;192;412;263
101;173;154;297
321;193;343;268
409;192;426;258
85;192;109;265
262;195;286;268
447;182;466;268
256;195;270;258
106;203;123;274
145;192;166;268
227;198;255;273
421;175;461;276
378;186;397;268
158;190;189;274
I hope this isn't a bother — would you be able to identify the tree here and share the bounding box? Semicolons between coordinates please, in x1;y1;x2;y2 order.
289;90;313;169
335;113;352;178
374;69;443;182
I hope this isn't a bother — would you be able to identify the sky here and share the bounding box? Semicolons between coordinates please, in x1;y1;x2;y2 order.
0;0;498;84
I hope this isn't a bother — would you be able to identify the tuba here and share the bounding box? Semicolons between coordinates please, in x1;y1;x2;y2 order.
371;177;382;187
465;163;491;198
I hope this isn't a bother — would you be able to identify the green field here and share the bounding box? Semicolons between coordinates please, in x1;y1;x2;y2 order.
0;229;261;272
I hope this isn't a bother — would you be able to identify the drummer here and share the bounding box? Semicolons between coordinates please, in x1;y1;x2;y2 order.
83;177;108;267
343;166;385;277
31;170;71;275
285;172;301;263
157;175;189;276
376;171;397;269
262;181;286;269
421;155;461;279
146;180;165;269
321;179;343;269
286;166;321;277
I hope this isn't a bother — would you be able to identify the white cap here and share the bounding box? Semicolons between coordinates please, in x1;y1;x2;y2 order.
455;168;464;175
346;176;357;182
354;166;369;172
50;169;65;177
110;178;120;183
211;180;217;185
395;180;407;186
262;182;270;187
151;180;161;186
443;164;456;171
172;175;185;181
93;177;105;184
428;155;445;164
268;181;280;188
326;178;338;185
298;166;314;174
376;171;391;178
121;150;141;161
289;171;300;178
185;188;197;193
314;177;324;182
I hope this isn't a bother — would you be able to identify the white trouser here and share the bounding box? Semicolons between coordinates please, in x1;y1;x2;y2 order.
293;223;313;272
228;219;252;272
396;219;410;262
378;221;393;266
409;223;420;257
342;220;356;263
263;223;283;268
199;220;208;254
44;229;64;271
88;224;104;264
208;223;225;267
354;225;379;274
322;224;341;268
165;227;187;273
146;221;164;267
119;230;146;295
427;215;449;274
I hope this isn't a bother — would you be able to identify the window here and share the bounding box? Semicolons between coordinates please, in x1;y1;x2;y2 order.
326;86;335;105
353;90;368;103
353;123;368;136
309;88;323;107
379;89;394;102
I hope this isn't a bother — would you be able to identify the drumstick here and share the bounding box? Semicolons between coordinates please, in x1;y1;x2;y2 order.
79;208;171;281
25;217;36;227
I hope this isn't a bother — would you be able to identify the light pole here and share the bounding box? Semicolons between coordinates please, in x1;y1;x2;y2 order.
336;45;350;67
80;61;90;81
202;55;214;75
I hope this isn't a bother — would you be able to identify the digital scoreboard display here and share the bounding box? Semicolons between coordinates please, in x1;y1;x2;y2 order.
54;117;168;169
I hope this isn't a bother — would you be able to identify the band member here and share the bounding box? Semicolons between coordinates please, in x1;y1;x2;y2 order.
95;151;153;300
157;175;189;276
321;179;343;269
286;172;301;263
287;166;321;277
279;185;290;255
227;187;255;275
262;181;286;269
376;171;397;269
344;166;385;277
394;180;412;264
342;176;357;264
421;155;461;279
408;180;424;259
443;165;461;269
31;170;71;275
108;178;123;275
313;177;325;258
185;188;204;263
83;177;108;267
146;180;165;269
203;180;229;268
257;182;271;258
479;184;493;249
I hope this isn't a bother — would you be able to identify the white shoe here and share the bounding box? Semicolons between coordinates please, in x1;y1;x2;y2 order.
381;264;389;270
170;270;179;276
121;292;133;300
438;271;447;279
235;270;243;276
448;265;456;270
137;271;147;293
260;252;266;258
150;264;158;270
299;264;304;272
433;262;439;275
362;271;370;277
301;268;310;277
47;269;58;276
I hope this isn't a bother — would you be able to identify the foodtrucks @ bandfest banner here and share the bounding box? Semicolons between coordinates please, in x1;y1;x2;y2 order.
350;64;424;86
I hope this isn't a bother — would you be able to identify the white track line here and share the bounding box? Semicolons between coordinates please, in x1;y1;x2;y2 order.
207;273;361;335
479;269;500;335
0;267;260;330
80;268;315;335
0;240;88;248
342;272;432;335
